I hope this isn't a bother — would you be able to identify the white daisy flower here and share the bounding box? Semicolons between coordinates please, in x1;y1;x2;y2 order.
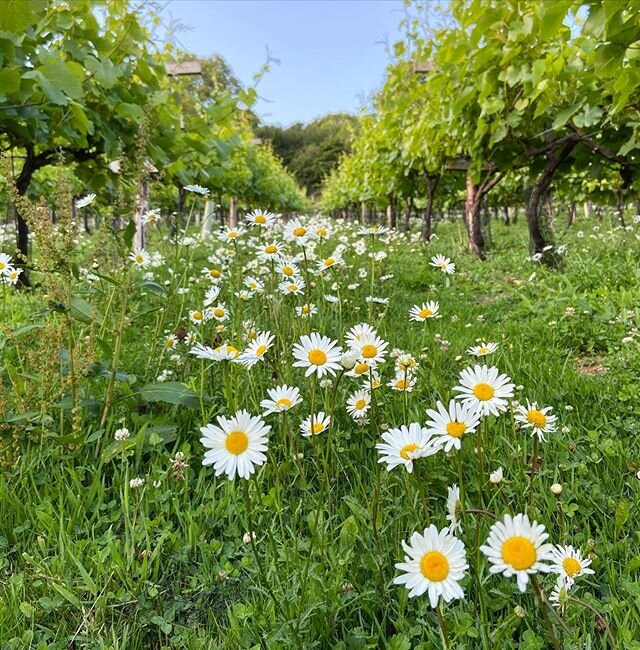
358;225;389;236
480;513;554;592
299;412;331;437
430;254;455;274
260;385;303;415
219;226;244;241
207;304;229;322
467;342;499;357
550;545;594;586
190;343;240;361
344;322;377;348
203;285;221;306
202;266;223;282
275;256;300;277
425;399;482;452
409;301;440;322
387;372;417;392
292;332;342;378
283;217;311;244
549;578;571;611
3;267;21;285
347;360;375;378
514;400;557;441
394;525;468;607
489;467;504;484
376;423;438;473
244;276;264;293
346;389;371;420
317;253;344;272
200;410;270;479
0;253;13;275
350;332;388;366
237;331;275;368
395;353;418;374
279;276;306;295
446;484;464;534
129;248;151;268
246;209;276;227
295;303;317;318
184;184;210;195
454;365;515;417
75;193;96;209
189;309;205;326
258;241;285;262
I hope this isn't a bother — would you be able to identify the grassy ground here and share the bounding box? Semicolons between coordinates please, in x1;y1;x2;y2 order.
1;211;639;649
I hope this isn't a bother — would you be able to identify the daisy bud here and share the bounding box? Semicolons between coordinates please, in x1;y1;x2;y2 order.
550;483;563;495
514;605;526;618
516;385;524;392
319;379;333;389
340;351;358;370
243;531;256;544
561;426;570;434
489;467;504;484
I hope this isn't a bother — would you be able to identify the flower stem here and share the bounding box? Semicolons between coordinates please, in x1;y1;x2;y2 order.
531;575;561;650
436;602;451;649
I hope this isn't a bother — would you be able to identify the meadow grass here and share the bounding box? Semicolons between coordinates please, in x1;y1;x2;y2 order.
1;211;639;649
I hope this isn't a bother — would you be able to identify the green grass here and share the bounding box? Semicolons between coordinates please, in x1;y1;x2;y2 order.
1;213;639;649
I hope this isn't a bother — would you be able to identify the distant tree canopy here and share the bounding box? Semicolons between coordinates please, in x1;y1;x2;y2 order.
257;113;358;196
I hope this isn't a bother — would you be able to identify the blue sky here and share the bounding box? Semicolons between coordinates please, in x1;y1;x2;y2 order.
159;0;405;126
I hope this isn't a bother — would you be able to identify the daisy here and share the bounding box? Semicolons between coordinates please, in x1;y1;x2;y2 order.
446;484;464;534
279;276;306;295
295;303;317;318
361;370;381;391
129;248;151;269
314;225;331;239
480;513;554;592
283;217;310;244
350;332;388;365
275;256;300;278
259;241;285;261
237;331;275;368
0;253;12;275
140;208;161;225
346;389;371;420
358;225;389;237
345;323;377;348
347;360;374;378
200;410;270;479
454;365;515;417
394;525;468;607
260;385;302;415
317;253;343;272
165;334;177;349
184;184;210;195
299;412;331;437
292;332;342;378
467;342;499;357
425;399;482;452
190;343;240;361
376;423;438;473
3;267;22;285
207;304;229;322
244;276;265;293
550;545;594;586
514;400;557;442
189;309;205;326
202;266;223;282
75;193;96;209
409;301;440;322
395;353;418;374
387;372;417;392
203;286;221;306
430;254;455;274
246;209;276;228
219;226;244;241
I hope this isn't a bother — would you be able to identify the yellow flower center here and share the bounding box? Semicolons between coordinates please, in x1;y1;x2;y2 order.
361;344;377;359
302;305;311;313
255;345;267;356
210;269;221;278
135;255;144;264
166;338;175;347
355;398;366;410
293;227;306;237
478;347;488;354
275;398;292;409
438;262;447;269
324;257;335;266
283;266;294;276
502;536;536;570
317;228;327;237
400;443;420;460
308;349;327;365
265;244;278;254
527;410;547;428
213;308;225;318
255;215;266;224
0;262;5;270
420;551;449;582
192;310;202;320
354;362;369;375
228;231;238;238
446;421;467;438
288;285;298;292
473;383;494;401
225;430;249;455
312;421;325;434
563;557;581;577
419;308;432;319
395;379;408;389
